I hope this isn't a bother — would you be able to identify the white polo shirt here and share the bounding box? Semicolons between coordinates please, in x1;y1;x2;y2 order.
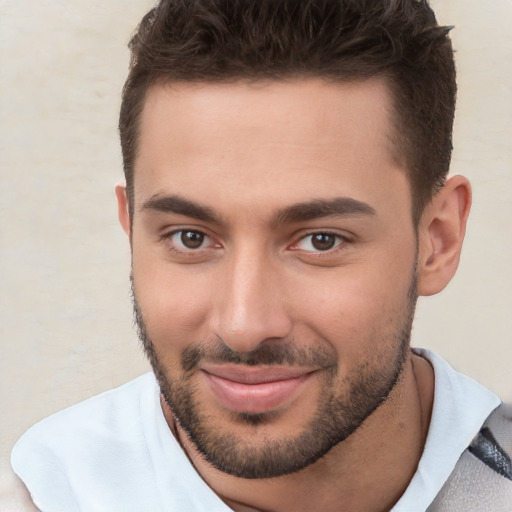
11;349;500;512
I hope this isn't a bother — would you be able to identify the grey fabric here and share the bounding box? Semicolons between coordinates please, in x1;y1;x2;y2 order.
427;403;512;511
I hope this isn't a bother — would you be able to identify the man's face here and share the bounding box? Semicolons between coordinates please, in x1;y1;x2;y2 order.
128;78;418;478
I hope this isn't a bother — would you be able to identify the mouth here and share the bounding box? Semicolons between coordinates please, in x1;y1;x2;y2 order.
200;364;315;414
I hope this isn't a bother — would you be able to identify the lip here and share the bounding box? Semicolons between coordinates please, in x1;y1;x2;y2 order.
201;364;314;414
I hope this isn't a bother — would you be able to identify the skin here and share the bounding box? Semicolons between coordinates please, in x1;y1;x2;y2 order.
116;78;471;512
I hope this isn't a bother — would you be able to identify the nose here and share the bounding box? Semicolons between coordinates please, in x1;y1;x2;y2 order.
211;248;293;353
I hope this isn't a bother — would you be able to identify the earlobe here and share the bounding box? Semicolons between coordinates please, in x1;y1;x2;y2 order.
417;176;472;296
115;182;131;238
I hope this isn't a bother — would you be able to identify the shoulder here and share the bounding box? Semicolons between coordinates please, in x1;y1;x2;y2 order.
428;403;512;511
468;402;512;480
13;372;155;454
11;373;158;511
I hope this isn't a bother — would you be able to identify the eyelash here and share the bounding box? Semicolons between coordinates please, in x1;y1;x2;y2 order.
160;229;218;253
290;231;348;254
160;227;350;258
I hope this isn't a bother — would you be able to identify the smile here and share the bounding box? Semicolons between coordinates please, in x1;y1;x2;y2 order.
201;365;314;414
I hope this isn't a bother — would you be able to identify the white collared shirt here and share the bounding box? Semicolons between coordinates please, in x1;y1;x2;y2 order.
12;349;500;512
392;349;500;511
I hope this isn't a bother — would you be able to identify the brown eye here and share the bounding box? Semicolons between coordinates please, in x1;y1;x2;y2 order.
293;232;344;253
311;233;336;251
180;230;205;249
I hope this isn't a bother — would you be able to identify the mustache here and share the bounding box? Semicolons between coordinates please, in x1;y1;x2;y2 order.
131;280;337;373
180;339;337;372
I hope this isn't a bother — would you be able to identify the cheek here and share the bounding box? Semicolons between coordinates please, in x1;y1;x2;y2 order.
290;254;415;356
132;253;212;354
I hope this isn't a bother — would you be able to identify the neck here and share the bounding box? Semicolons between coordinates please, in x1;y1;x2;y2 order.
163;350;434;512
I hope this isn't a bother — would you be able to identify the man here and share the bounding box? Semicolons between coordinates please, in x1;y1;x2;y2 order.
11;0;512;510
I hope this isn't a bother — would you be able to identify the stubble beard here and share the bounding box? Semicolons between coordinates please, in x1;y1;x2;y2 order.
132;276;417;479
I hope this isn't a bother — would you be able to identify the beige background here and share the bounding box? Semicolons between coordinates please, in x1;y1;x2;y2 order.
1;0;511;500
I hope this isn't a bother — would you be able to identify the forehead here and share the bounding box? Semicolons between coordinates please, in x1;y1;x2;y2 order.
134;78;409;218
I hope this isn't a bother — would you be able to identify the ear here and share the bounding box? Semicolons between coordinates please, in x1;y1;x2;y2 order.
115;182;131;238
417;175;472;296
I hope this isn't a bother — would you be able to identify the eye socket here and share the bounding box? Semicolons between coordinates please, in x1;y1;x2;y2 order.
294;232;345;252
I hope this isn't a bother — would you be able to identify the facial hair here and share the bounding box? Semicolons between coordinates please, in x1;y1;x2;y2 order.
132;274;416;479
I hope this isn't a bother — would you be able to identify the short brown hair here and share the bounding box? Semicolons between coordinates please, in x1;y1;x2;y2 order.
119;0;456;223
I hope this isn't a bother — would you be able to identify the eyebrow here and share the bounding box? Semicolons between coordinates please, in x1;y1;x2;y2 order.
272;197;376;225
141;194;376;225
142;194;219;223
